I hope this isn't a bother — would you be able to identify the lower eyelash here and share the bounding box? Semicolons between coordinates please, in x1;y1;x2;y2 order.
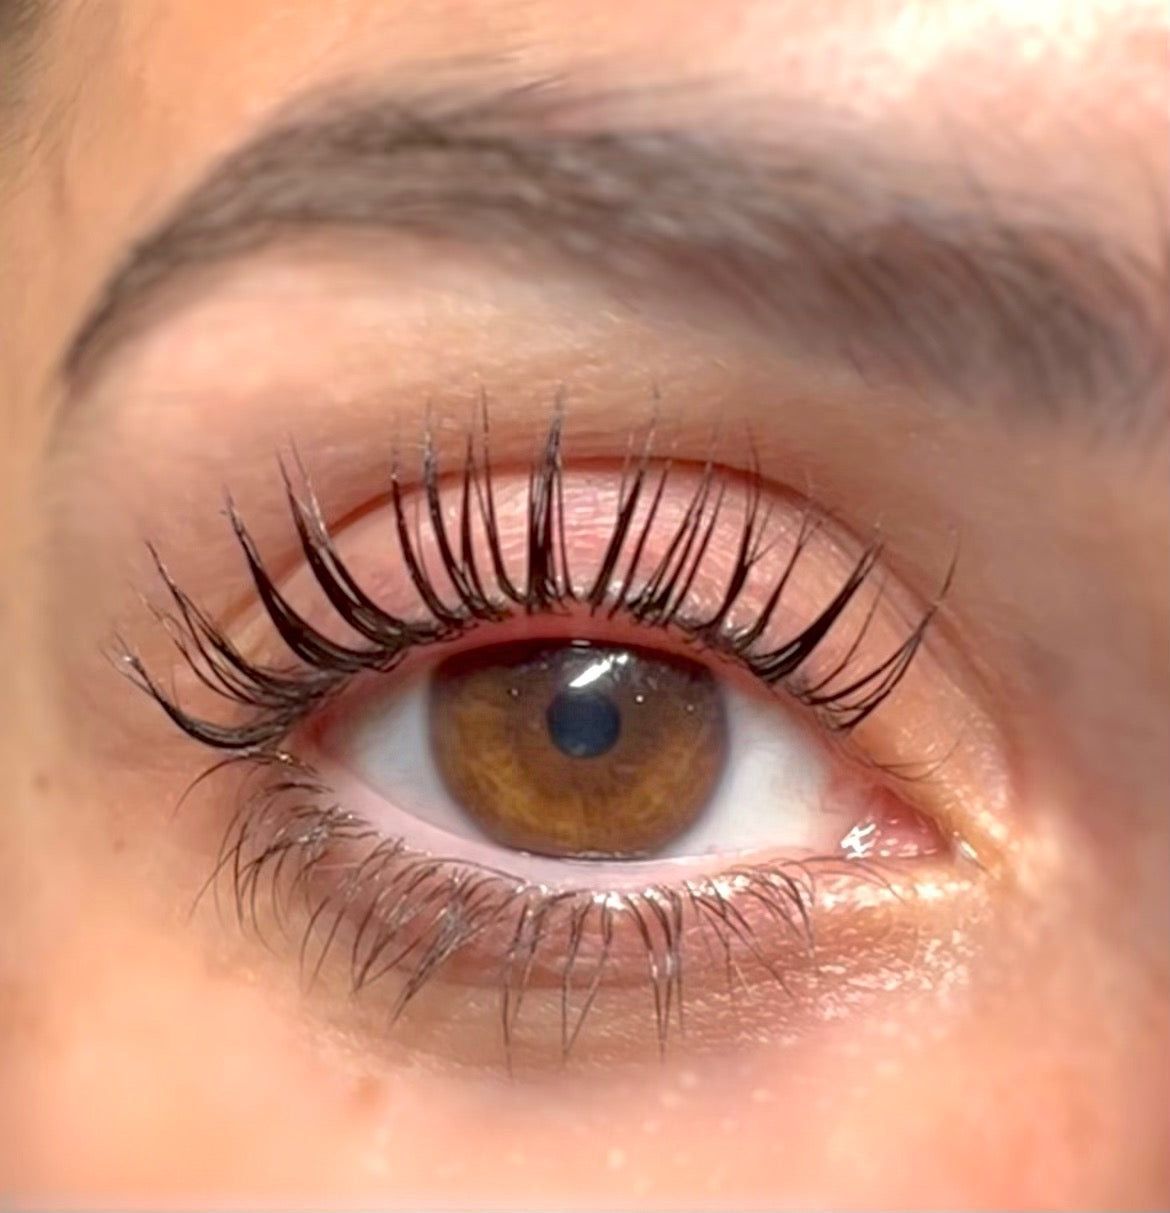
206;750;900;1063
118;404;948;754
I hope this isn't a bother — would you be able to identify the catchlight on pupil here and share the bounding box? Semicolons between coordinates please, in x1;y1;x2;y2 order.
429;641;728;858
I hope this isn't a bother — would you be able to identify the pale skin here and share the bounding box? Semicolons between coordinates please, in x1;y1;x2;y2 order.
1;1;1168;1207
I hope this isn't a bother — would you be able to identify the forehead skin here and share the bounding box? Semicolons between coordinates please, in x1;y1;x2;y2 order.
0;0;1166;416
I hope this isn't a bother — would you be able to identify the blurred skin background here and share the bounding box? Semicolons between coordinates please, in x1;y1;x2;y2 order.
0;1;1167;1208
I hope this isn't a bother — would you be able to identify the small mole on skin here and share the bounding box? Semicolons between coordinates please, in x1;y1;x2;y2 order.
349;1074;384;1114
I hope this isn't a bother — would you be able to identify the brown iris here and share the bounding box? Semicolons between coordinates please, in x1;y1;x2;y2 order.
429;640;728;858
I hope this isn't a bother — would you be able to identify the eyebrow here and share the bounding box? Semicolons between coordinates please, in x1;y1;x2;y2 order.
62;81;1168;425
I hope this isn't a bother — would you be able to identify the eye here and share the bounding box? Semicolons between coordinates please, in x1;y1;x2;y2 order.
317;637;879;864
404;641;726;858
126;410;1004;1066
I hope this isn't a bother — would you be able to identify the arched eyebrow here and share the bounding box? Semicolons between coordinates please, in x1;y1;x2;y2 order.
61;80;1167;428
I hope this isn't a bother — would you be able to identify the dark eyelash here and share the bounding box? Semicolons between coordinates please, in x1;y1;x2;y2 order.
119;403;947;753
116;405;956;1061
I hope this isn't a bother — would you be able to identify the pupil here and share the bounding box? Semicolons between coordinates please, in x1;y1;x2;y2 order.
545;690;622;758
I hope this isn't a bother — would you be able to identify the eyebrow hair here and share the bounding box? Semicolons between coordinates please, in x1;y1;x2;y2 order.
62;81;1168;426
0;0;46;111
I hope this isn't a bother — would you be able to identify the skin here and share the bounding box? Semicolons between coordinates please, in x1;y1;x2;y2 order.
1;0;1167;1207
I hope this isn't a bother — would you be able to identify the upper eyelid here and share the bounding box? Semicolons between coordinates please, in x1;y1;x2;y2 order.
121;412;943;757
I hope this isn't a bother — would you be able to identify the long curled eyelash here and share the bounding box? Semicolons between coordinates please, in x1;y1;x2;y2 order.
121;405;944;752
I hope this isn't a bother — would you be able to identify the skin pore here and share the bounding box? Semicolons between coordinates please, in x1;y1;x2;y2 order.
1;0;1167;1207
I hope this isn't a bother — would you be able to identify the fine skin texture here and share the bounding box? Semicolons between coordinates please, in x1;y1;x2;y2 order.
0;1;1168;1208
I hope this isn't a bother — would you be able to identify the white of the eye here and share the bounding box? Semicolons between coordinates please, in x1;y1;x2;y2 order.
656;688;837;858
326;662;853;863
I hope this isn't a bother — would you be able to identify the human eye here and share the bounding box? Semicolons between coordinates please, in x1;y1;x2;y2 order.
122;406;1005;1071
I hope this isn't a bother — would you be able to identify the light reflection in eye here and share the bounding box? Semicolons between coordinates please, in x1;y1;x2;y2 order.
567;650;630;690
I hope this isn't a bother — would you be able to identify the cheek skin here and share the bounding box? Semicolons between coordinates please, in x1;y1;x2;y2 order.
4;768;1160;1209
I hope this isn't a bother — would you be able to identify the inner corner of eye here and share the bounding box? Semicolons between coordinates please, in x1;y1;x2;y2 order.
312;633;947;870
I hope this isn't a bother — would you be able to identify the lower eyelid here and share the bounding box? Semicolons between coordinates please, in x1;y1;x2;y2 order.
306;748;834;888
197;752;986;1067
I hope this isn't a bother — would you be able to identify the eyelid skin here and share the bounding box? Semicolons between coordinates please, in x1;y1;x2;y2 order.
123;411;1010;1069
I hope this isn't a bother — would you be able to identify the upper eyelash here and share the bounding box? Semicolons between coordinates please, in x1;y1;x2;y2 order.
119;404;947;753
